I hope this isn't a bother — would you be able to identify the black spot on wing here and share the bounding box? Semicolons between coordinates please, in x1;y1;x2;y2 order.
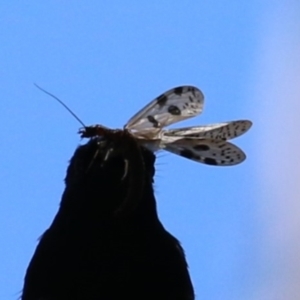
193;144;210;151
219;143;227;148
156;94;168;107
203;158;218;165
168;105;181;115
173;87;184;95
180;149;194;159
188;87;196;97
147;115;160;128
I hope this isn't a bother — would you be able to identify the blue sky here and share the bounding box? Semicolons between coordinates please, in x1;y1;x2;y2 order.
1;1;299;299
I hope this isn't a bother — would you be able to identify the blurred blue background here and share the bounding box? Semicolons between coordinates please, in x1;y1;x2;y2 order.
1;1;299;299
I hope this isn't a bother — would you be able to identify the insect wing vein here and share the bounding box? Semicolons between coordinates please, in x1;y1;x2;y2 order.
125;86;204;133
164;138;246;166
162;120;252;141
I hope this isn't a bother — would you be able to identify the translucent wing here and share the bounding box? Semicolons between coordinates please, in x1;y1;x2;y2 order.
125;86;204;137
163;138;246;166
162;120;252;141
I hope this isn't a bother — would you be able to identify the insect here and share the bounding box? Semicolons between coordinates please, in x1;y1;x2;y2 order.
35;84;252;166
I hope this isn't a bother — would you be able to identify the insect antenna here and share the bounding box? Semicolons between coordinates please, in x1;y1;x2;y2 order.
34;83;86;128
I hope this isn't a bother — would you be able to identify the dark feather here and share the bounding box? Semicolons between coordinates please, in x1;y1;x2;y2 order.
21;136;194;300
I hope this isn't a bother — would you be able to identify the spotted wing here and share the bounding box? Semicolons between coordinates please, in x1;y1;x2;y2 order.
163;138;246;166
162;120;252;141
124;86;204;138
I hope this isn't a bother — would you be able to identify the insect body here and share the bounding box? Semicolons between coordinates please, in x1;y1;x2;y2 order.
80;86;252;166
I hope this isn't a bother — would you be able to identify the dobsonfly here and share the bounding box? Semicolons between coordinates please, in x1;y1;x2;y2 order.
35;84;252;166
